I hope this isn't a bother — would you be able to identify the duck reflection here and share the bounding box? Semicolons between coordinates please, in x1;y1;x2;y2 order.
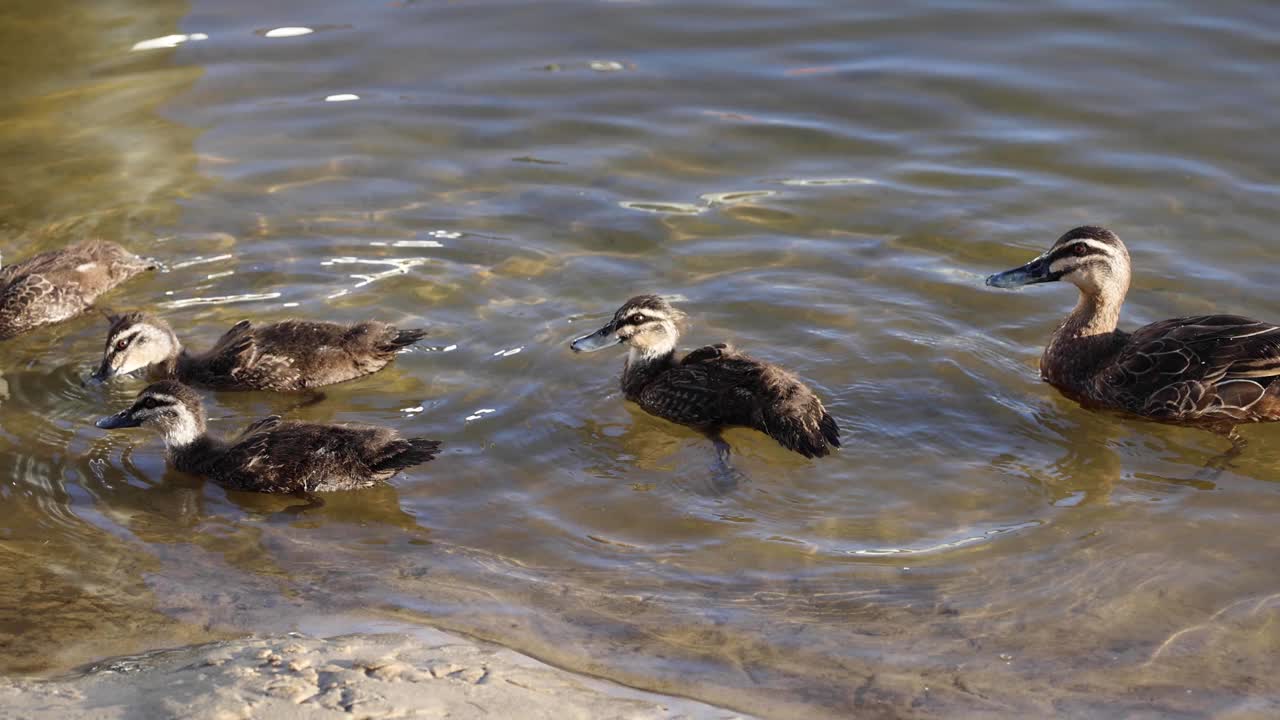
994;396;1228;509
577;406;757;496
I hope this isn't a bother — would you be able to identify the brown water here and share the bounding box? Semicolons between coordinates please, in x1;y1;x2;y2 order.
3;0;1280;716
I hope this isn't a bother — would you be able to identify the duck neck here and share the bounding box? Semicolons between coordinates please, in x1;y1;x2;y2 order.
621;346;677;400
163;414;217;472
1042;285;1126;391
145;338;186;381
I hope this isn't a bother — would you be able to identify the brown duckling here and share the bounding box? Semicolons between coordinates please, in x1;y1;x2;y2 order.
0;240;155;340
987;225;1280;442
95;380;440;492
570;295;841;458
92;312;427;391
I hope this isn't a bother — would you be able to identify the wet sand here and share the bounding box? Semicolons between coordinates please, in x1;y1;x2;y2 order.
0;629;748;720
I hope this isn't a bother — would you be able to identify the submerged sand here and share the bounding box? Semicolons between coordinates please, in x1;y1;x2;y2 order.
0;629;748;720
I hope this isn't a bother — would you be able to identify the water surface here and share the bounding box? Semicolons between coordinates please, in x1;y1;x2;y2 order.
3;0;1280;716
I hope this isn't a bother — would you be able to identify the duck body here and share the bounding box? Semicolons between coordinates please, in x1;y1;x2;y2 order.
96;381;440;493
177;419;439;493
624;343;842;458
571;295;840;458
0;240;154;340
988;226;1280;432
1044;314;1280;428
94;312;426;391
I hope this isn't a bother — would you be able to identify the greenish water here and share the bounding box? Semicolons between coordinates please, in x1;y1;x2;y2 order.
2;0;1280;716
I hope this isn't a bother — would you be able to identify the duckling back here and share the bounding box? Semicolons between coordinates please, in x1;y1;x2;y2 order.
691;346;841;458
184;319;427;391
198;421;441;493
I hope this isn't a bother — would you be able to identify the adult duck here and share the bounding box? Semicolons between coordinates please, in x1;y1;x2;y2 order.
0;240;155;340
987;225;1280;443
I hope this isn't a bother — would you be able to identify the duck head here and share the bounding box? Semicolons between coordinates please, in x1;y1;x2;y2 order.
570;295;686;361
91;312;179;382
986;225;1132;300
96;380;207;448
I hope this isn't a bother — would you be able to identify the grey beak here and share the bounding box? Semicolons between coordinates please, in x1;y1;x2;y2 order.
986;252;1059;289
89;359;114;383
96;410;142;429
570;323;622;353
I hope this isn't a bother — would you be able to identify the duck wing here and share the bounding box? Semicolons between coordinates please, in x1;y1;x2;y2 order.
237;415;283;438
214;422;348;492
640;344;841;457
0;273;80;338
202;320;302;390
214;422;432;492
1105;315;1280;421
637;345;756;428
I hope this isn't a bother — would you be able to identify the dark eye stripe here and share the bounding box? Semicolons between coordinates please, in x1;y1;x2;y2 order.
1050;243;1107;263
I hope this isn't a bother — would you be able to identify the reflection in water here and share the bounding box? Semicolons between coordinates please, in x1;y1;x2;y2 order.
3;0;1280;716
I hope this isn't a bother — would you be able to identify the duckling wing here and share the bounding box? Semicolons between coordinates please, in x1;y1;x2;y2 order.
237;415;283;438
203;320;304;390
632;345;752;427
641;345;841;457
1106;315;1280;421
215;423;380;492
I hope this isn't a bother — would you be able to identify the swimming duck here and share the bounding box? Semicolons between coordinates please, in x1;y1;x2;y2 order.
570;295;841;458
986;225;1280;436
91;312;427;391
95;380;441;492
0;240;155;340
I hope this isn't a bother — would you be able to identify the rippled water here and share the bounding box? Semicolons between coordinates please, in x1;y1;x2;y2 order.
3;0;1280;716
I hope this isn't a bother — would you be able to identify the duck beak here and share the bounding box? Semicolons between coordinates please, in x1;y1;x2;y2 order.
89;358;115;383
570;322;622;353
95;409;141;429
986;252;1059;289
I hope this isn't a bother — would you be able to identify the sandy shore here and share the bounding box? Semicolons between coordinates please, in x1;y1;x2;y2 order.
0;629;749;720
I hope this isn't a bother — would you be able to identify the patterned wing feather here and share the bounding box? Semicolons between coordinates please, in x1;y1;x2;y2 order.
1105;315;1280;421
0;274;77;338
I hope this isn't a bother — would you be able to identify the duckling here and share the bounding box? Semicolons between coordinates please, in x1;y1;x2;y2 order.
570;295;841;458
987;225;1280;439
95;380;441;492
91;312;427;391
0;240;155;340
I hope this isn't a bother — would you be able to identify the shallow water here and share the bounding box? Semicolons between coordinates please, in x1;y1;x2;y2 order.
3;0;1280;716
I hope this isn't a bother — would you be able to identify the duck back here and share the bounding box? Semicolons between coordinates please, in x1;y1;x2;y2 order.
0;240;153;339
182;419;440;493
181;320;426;390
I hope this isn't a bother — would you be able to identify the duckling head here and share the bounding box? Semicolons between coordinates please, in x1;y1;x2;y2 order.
92;312;179;382
986;225;1132;300
95;380;206;448
570;295;686;361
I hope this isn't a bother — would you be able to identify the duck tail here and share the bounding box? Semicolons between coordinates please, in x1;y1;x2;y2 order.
372;438;441;473
380;328;428;353
762;400;841;459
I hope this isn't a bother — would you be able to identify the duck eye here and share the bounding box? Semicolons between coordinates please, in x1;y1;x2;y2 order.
629;314;645;324
115;339;129;351
1072;244;1088;256
142;397;158;410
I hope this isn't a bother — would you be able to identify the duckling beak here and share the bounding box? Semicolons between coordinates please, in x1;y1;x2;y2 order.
89;358;115;383
986;252;1059;288
570;322;622;353
95;410;142;429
